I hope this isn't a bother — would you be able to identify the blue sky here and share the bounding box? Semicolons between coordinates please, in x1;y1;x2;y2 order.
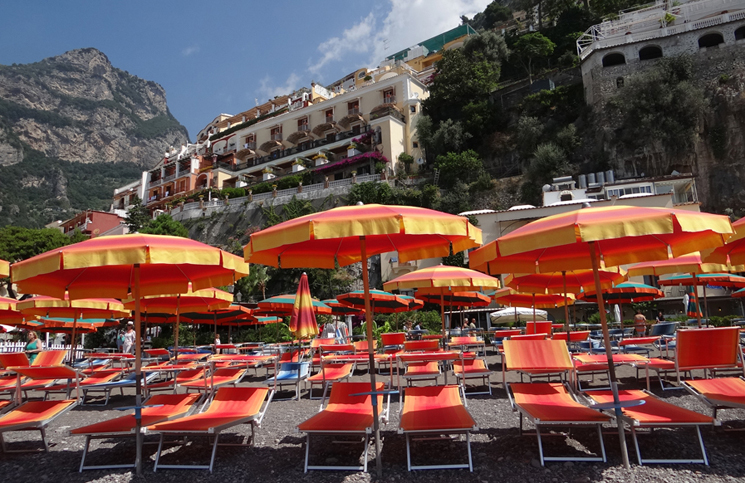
0;1;490;140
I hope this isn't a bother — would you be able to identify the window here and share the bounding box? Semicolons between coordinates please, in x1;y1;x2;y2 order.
410;105;416;114
383;88;395;104
324;109;334;122
735;26;745;40
602;53;626;67
352;124;361;135
298;117;309;131
413;141;419;149
698;33;724;48
639;45;663;60
358;71;366;79
348;101;359;115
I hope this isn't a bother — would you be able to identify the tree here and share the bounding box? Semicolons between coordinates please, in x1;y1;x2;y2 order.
68;228;89;244
520;142;570;204
513;33;556;83
515;116;545;158
434;150;485;189
482;1;513;29
235;264;270;302
124;196;150;232
398;153;414;174
0;226;74;297
139;214;189;238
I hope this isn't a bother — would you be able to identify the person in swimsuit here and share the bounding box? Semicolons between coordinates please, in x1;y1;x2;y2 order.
25;331;43;363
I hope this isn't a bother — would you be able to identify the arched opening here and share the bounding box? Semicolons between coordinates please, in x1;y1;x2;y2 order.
639;45;663;60
602;53;626;67
698;33;724;48
735;26;745;41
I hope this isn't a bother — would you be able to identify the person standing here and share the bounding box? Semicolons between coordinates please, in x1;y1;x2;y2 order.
634;310;648;337
469;318;477;330
116;330;124;352
122;322;136;354
25;331;43;364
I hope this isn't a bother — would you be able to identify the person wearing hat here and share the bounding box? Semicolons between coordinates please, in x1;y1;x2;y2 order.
122;321;136;354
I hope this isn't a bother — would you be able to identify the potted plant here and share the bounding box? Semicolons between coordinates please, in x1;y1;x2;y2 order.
313;153;329;167
291;158;306;173
262;166;276;181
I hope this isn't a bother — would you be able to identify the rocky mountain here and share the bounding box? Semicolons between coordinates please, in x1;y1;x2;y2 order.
0;48;189;227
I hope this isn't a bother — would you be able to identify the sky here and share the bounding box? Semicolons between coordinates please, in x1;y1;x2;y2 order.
0;0;491;140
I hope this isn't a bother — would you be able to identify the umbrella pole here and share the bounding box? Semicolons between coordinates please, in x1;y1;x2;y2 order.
440;293;445;340
532;293;536;324
589;242;630;469
69;312;78;365
214;312;218;343
359;236;382;478
703;284;709;323
174;295;180;363
691;273;702;328
133;264;143;476
563;271;569;332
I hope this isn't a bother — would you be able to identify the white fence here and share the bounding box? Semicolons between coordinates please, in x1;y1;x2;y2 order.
0;342;86;363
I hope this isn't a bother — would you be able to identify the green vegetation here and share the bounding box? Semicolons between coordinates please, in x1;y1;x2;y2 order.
139;213;189;237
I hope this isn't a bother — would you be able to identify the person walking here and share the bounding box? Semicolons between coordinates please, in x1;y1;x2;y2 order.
634;310;648;337
122;322;136;354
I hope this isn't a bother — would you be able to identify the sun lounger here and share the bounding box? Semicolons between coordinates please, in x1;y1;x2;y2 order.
71;393;201;471
586;389;718;465
79;371;159;406
144;367;207;393
507;382;610;465
684;377;745;418
452;357;492;396
0;365;79;452
179;367;246;403
266;362;310;400
447;336;485;356
298;381;387;472
146;386;273;472
307;347;355;400
502;339;574;385
41;369;122;400
398;385;477;471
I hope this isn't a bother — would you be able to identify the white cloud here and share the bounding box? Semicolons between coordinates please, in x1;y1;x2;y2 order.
258;72;302;100
308;12;376;76
182;45;200;57
307;0;491;78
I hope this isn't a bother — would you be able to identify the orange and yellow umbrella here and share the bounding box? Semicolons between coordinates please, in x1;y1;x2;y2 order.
578;282;664;304
0;296;23;324
468;205;733;469
18;295;129;361
244;204;481;477
702;217;745;267
0;259;9;278
383;265;501;336
257;294;332;316
10;234;248;476
289;273;319;340
493;288;574;323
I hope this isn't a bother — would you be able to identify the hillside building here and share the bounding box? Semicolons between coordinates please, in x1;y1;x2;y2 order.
58;210;125;239
578;0;745;105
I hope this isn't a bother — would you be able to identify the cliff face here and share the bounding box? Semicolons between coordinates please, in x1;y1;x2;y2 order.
0;48;188;167
0;48;189;228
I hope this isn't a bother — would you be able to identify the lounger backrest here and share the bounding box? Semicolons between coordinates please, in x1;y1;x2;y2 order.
503;339;573;371
526;321;553;335
33;350;67;366
12;365;78;380
676;327;741;370
404;340;440;352
510;333;546;340
320;344;355;354
649;322;677;336
212;368;244;379
401;385;474;428
450;336;479;345
176;368;206;381
278;362;310;378
0;353;29;369
311;338;336;348
327;381;384;408
144;393;201;417
205;386;269;416
381;333;406;346
354;340;378;352
492;330;522;340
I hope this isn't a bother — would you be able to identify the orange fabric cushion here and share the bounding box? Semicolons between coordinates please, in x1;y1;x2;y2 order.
589;390;713;424
400;385;475;431
405;361;439;376
298;382;384;432
685;377;745;408
511;383;610;423
453;359;489;374
677;327;740;370
503;340;572;371
0;400;75;428
307;363;354;382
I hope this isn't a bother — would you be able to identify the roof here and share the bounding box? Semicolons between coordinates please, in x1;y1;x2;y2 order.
385;24;476;61
458;209;496;216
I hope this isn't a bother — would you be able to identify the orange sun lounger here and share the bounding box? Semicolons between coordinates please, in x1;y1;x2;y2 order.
586;389;718;465
41;369;122;400
684;377;745;418
398;385;477;471
146;386;273;472
502;339;574;385
508;382;610;466
0;365;80;452
71;393;201;471
146;367;207;393
179;367;246;395
306;361;354;400
298;381;387;472
452;358;492;396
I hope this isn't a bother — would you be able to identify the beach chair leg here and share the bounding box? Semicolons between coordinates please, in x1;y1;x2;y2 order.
209;433;219;473
79;435;91;472
696;426;709;466
154;434;165;472
304;434;310;473
405;433;412;471
597;424;607;462
466;432;473;472
631;426;642;465
536;426;545;466
363;433;370;473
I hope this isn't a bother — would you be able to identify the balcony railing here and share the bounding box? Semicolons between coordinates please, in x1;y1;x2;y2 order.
369;106;406;123
384;95;396;104
325;115;334;123
271;133;283;141
163;173;176;182
150;178;162;187
223;125;370;173
298;124;310;132
348;107;360;116
243;142;256;150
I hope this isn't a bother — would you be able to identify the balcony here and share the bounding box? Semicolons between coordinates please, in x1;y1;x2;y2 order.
383;95;396;104
163;173;176;182
370;105;406;123
244;142;256;150
325;115;334;123
225;125;370;173
149;177;162;187
298;124;310;132
348;107;360;116
271;133;283;142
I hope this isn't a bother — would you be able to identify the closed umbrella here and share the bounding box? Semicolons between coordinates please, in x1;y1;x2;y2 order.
11;234;249;475
244;203;481;477
289;273;320;340
468;205;733;468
